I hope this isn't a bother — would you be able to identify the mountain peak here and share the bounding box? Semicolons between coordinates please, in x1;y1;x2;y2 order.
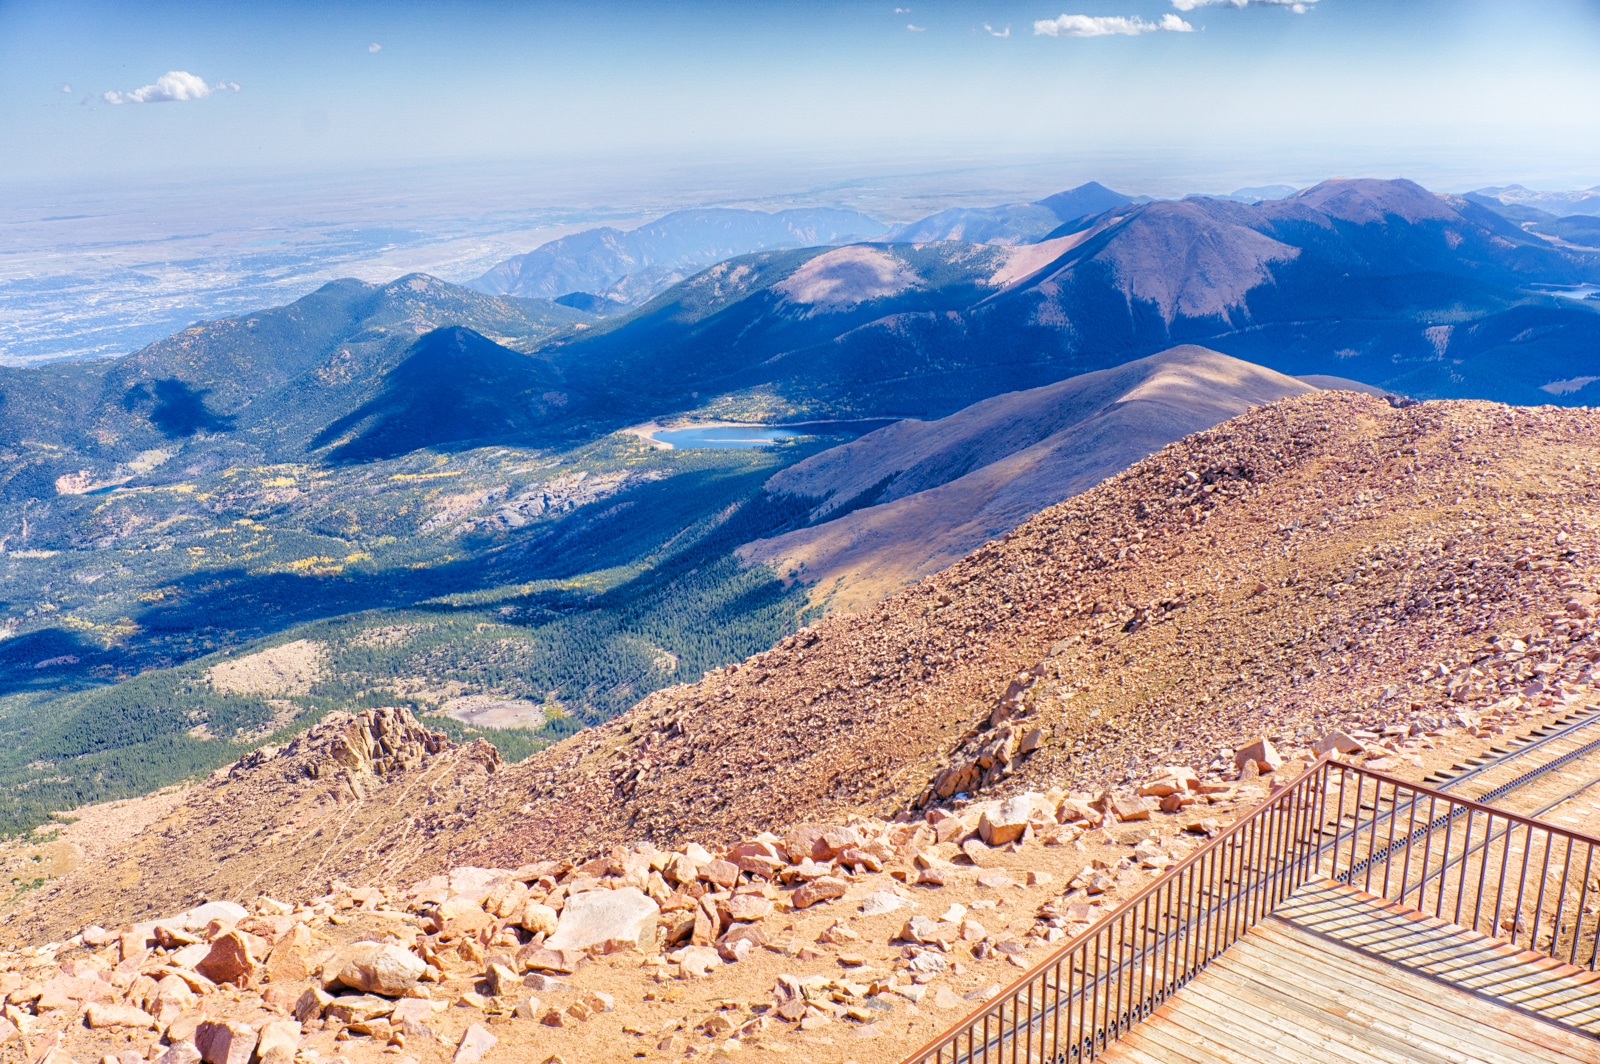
1035;181;1134;223
1289;177;1459;225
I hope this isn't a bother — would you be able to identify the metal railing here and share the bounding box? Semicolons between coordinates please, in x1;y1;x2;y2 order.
902;756;1600;1064
1328;761;1600;969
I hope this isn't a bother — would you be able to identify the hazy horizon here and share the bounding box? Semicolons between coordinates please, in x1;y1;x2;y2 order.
4;0;1599;189
5;0;1600;365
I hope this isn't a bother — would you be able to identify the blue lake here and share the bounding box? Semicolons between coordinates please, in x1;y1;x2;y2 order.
651;419;900;450
1534;284;1600;302
653;425;801;449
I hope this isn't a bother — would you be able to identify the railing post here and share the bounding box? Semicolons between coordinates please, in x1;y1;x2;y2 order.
1572;844;1594;967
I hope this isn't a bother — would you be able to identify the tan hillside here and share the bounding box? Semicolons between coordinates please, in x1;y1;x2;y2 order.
12;391;1600;943
479;392;1600;864
1;709;503;943
9;390;1600;1064
741;346;1320;610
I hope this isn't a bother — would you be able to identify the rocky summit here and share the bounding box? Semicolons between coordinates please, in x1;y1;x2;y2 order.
7;390;1600;1063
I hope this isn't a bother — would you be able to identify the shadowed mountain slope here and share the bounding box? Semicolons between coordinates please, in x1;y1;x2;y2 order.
312;326;570;462
739;346;1320;608
18;391;1600;937
547;179;1600;420
0;275;591;496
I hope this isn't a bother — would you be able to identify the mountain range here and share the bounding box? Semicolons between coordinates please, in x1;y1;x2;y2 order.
882;181;1136;245
541;178;1600;420
1470;184;1600;218
3;174;1600;841
468;207;887;306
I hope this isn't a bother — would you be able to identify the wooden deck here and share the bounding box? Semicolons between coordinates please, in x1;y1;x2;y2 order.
1100;880;1600;1064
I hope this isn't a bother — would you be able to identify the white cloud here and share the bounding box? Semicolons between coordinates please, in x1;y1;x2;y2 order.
907;23;926;31
102;71;239;105
368;42;382;53
1034;13;1194;37
59;84;73;94
894;7;910;12
984;23;1011;37
1171;0;1315;10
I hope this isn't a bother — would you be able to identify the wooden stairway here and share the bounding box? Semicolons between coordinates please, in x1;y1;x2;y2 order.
1100;880;1600;1063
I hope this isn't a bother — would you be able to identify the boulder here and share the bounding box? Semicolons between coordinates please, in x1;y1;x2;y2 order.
485;963;521;997
901;916;959;946
174;901;249;931
514;901;557;937
1233;738;1282;774
293;987;334;1024
514;944;577;973
323;995;396;1025
194;931;256;987
1110;796;1153;822
35;973;115;1010
84;1003;157;1030
790;876;848;909
452;1024;498;1064
322;942;426;996
255;1020;301;1064
544;886;659;953
697;859;741;889
668;945;721;978
438;895;496;932
1138;767;1198;797
155;1044;203;1064
1057;798;1103;826
264;923;314;983
662;853;700;886
979;795;1035;846
778;825;824;863
390;998;436;1027
725;894;774;922
859;890;909;916
1313;730;1364;755
194;1020;258;1064
959;839;992;866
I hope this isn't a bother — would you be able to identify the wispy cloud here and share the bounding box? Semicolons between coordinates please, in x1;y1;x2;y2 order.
368;42;382;53
1034;13;1194;37
907;23;926;31
102;71;238;105
984;23;1011;37
1171;0;1315;11
894;7;910;13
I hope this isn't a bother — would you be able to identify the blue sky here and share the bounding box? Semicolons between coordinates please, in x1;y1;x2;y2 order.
4;0;1600;191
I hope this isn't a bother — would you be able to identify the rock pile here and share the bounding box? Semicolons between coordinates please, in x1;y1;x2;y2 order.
0;697;1580;1063
0;742;1314;1064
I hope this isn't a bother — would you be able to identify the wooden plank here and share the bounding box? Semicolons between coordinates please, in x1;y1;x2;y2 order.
1266;903;1600;1021
1256;918;1599;1049
1192;951;1494;1064
1127;996;1343;1064
1275;883;1600;1007
1100;1031;1210;1064
1113;1014;1285;1064
1255;920;1600;1056
1223;931;1580;1064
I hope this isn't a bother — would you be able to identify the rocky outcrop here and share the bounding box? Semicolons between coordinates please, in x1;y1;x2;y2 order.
6;708;500;940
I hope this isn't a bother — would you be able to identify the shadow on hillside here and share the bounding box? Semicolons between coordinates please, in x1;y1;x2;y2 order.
0;464;806;696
